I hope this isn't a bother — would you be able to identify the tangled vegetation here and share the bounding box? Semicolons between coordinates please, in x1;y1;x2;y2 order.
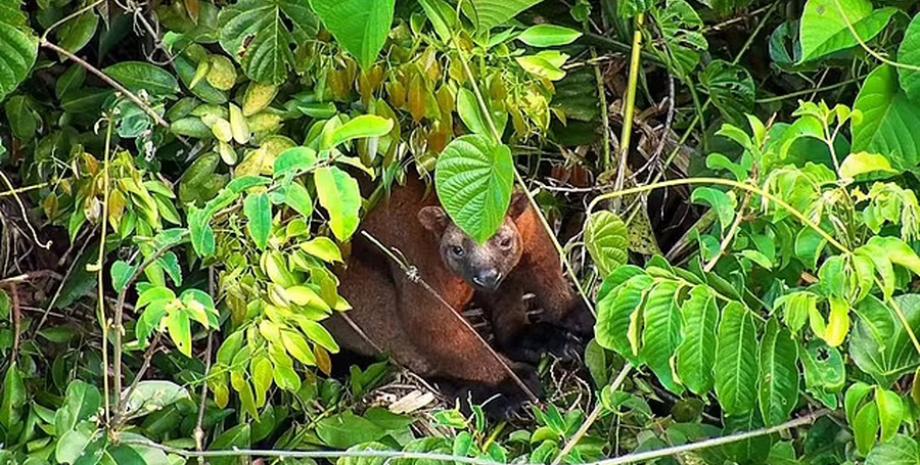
4;0;920;463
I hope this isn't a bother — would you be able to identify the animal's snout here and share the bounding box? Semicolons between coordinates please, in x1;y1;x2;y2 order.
472;269;503;291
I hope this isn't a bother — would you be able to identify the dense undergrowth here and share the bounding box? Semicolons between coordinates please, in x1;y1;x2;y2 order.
2;0;920;464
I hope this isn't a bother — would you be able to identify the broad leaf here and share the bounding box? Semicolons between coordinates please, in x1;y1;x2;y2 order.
103;61;179;96
435;135;514;244
517;25;582;47
0;1;37;102
700;60;754;126
584;211;629;279
691;187;736;230
219;0;319;84
54;380;101;434
309;0;395;70
640;281;684;394
866;435;920;465
314;167;361;241
465;0;542;32
851;294;920;387
324;114;394;149
898;14;920;101
122;381;190;416
595;274;653;364
676;285;719;395
799;0;896;63
853;66;920;172
758;319;799;426
840;152;896;179
243;192;272;249
714;303;758;415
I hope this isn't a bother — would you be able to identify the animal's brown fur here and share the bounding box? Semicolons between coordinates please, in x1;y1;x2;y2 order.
327;173;592;414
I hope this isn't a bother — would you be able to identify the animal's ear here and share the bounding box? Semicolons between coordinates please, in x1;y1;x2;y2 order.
508;192;530;219
418;206;449;234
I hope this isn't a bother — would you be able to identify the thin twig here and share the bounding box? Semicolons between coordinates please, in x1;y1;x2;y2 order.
0;171;51;249
360;230;539;403
40;39;170;128
613;13;645;209
98;118;113;425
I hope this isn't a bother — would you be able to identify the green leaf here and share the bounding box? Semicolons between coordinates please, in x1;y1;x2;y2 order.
691;187;736;231
309;0;395;70
840;152;896;179
853;66;920;172
4;95;36;140
515;51;568;81
676;285;719;395
166;310;192;357
122;381;190;416
103;61;179;96
595;274;653;363
517;25;582;47
243;192;272;250
219;0;319;84
640;281;684;394
54;380;101;434
584;211;629;279
317;412;387;448
298;319;340;353
851;295;920;387
56;10;97;55
55;422;96;465
701;60;754;126
109;260;136;294
866;435;920;465
274;147;318;178
0;362;25;431
466;0;542;32
799;0;896;63
279;182;314;219
209;424;251;465
456;87;506;140
434;135;514;244
877;387;906;443
855;402;881;456
301;237;343;263
758;319;799;426
0;1;37;102
314;167;361;241
714;303;758;415
324;115;394;149
108;434;171;465
898;14;920;102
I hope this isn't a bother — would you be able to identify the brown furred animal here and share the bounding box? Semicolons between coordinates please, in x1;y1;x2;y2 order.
326;173;592;415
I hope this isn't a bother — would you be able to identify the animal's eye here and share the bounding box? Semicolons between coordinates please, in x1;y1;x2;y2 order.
499;237;512;248
451;246;464;257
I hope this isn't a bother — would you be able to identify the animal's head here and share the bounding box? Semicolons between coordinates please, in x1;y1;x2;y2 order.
418;193;529;292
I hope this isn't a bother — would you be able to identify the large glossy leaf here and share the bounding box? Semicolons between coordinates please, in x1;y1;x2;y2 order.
465;0;542;32
853;66;920;172
103;61;179;96
309;0;395;70
53;380;101;434
0;362;25;432
640;281;684;394
595;274;653;364
758;319;799;426
584;211;629;279
314;167;361;241
0;1;37;102
714;303;758;415
676;285;719;395
799;0;896;63
219;0;319;84
866;435;920;465
851;294;920;387
434;135;514;244
899;14;920;102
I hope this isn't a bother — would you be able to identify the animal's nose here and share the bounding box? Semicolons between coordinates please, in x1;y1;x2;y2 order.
472;269;502;290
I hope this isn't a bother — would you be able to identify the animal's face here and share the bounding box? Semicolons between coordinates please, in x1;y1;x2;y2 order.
418;194;528;292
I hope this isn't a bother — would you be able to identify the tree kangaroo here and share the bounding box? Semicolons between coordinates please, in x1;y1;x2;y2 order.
327;173;593;416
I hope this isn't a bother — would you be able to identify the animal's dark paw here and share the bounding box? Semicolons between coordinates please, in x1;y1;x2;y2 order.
559;299;595;338
507;322;583;363
451;363;542;420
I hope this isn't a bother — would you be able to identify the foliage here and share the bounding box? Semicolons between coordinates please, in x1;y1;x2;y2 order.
5;0;920;464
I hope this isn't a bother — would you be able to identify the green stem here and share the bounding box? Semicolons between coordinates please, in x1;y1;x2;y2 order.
613;13;646;206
